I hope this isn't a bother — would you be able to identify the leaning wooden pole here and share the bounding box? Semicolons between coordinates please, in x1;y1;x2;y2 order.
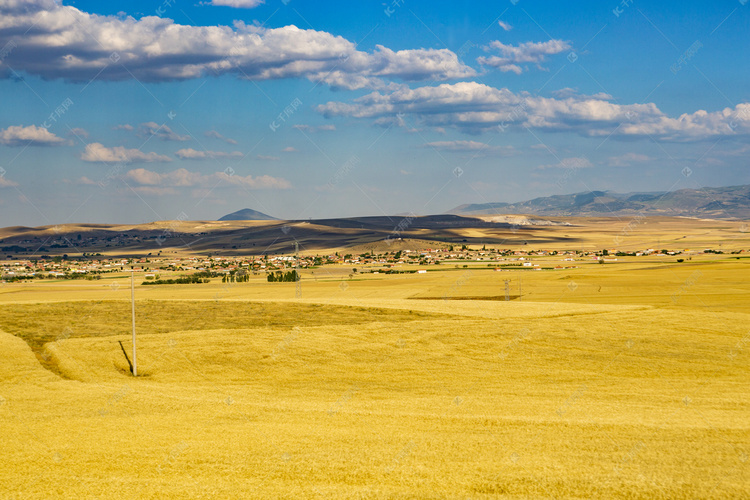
131;270;137;377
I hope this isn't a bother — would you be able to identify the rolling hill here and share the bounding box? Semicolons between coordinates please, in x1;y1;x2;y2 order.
0;214;587;257
1;183;748;257
218;208;277;221
450;185;750;219
0;212;746;258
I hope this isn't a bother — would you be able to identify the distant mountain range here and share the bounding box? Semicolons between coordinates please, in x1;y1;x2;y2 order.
450;185;750;219
218;208;277;221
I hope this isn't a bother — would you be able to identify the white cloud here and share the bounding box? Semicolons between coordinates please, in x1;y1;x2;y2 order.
552;88;613;101
0;125;65;146
0;176;19;187
536;157;593;170
132;186;178;196
204;130;238;144
317;81;750;140
318;82;520;122
0;1;474;89
422;140;515;156
282;146;297;152
209;0;264;8
76;176;97;185
125;167;290;189
126;168;195;186
68;127;89;139
175;148;243;159
608;152;652;167
113;124;134;131
477;39;571;73
256;154;279;161
367;45;475;81
292;124;336;133
615;103;750;140
424;140;494;151
498;21;513;31
81;143;172;163
139;122;190;142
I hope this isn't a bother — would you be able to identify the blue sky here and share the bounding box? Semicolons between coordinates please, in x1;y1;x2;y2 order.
0;0;748;226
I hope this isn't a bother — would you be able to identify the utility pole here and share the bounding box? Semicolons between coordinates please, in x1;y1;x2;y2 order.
504;279;510;301
294;241;301;298
131;270;137;377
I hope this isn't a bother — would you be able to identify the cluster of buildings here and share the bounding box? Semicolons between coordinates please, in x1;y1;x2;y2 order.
0;246;741;282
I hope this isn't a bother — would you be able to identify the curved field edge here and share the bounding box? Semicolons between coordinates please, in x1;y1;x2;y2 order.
0;300;455;376
1;306;749;498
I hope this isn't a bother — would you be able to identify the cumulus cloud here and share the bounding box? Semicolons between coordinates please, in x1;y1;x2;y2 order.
175;148;243;159
498;21;513;31
81;143;172;163
139;122;190;142
209;0;264;7
282;146;297;152
318;81;750;140
318;82;520;122
0;125;65;146
0;1;474;90
477;39;571;73
615;103;750;140
124;167;290;189
204;130;237;144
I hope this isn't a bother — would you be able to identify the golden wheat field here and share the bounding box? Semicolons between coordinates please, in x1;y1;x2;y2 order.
1;252;749;498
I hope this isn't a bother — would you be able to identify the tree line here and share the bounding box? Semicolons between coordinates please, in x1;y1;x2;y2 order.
267;270;300;282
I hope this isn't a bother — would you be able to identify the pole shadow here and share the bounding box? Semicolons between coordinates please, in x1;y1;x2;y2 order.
118;340;134;375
